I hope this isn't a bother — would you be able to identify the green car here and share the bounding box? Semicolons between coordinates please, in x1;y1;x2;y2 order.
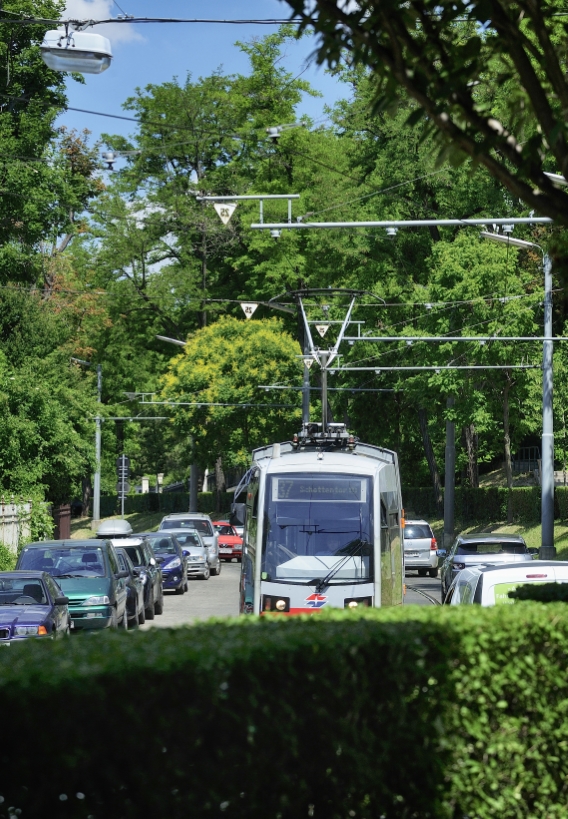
16;540;129;631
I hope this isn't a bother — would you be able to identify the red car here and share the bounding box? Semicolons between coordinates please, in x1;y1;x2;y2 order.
213;522;243;562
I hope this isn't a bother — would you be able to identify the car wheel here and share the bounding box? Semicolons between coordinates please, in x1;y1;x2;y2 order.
200;566;211;580
175;583;185;595
120;610;128;630
237;557;242;563
211;561;221;577
110;607;119;628
183;580;189;592
440;583;445;604
418;568;427;577
154;594;164;615
428;567;439;579
138;604;146;625
145;601;155;620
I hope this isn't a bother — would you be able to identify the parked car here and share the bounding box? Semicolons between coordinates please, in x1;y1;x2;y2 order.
16;540;129;631
114;546;145;627
0;571;70;643
138;533;189;594
114;537;164;621
443;561;568;606
403;519;438;577
96;519;133;538
213;521;243;562
164;529;210;580
159;514;221;575
439;533;531;601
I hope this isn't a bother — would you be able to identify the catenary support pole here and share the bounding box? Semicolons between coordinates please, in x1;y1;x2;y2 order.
190;436;199;513
443;396;456;550
92;364;102;527
320;351;328;433
541;253;556;558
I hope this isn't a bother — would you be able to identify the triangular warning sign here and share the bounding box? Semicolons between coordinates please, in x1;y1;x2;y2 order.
315;324;330;337
214;202;237;225
241;302;259;319
305;358;314;369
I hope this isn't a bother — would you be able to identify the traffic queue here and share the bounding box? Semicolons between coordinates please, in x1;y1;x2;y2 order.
0;513;243;644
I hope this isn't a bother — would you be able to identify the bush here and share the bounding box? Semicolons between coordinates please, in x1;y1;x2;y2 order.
404;486;542;524
1;606;568;818
99;491;234;518
508;582;568;602
0;542;16;570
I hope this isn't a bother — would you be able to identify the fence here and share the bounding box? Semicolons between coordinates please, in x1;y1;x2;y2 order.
100;491;234;518
0;497;32;553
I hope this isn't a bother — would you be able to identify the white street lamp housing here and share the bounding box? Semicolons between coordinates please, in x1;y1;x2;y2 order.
41;29;112;74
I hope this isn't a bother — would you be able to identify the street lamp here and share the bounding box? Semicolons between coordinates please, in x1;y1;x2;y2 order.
480;231;555;557
71;358;103;526
41;29;112;74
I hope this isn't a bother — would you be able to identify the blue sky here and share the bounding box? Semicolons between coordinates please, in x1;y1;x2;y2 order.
58;0;348;149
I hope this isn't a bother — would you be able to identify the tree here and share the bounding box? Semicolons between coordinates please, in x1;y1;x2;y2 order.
161;317;302;473
284;0;568;225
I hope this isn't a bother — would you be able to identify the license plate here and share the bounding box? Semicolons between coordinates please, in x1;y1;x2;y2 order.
220;549;232;553
406;552;419;558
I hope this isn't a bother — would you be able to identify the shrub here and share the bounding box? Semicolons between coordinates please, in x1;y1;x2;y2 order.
508;582;568;602
1;606;568;818
0;542;16;570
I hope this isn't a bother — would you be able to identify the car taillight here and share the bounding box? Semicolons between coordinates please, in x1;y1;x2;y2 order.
430;537;437;551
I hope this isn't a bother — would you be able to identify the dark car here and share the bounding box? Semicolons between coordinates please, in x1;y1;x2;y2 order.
114;547;146;627
16;540;129;631
138;533;189;595
439;533;532;600
113;537;164;620
0;571;70;643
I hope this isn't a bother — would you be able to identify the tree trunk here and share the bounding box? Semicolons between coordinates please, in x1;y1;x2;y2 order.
215;456;226;513
503;377;514;524
463;424;479;488
82;477;92;518
418;407;443;513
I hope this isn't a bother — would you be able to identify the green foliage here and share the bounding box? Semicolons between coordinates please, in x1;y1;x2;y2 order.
405;486;542;524
99;491;232;517
162;317;302;469
508;583;568;602
3;606;568;817
0;542;16;570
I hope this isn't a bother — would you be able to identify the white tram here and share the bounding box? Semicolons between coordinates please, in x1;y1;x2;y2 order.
237;423;404;615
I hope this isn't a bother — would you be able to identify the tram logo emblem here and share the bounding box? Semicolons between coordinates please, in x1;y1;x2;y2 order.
305;593;328;608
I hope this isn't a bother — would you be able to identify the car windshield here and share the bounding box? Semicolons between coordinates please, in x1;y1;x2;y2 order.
261;473;373;585
174;533;201;547
457;542;527;555
147;536;177;555
161;518;213;536
215;525;234;536
123;546;144;566
0;577;47;605
404;525;432;539
18;547;107;578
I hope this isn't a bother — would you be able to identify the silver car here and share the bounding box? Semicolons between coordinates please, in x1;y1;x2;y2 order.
159;513;221;576
162;528;211;580
403;519;438;577
439;533;534;600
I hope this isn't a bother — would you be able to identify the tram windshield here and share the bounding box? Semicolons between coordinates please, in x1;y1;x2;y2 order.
261;473;373;585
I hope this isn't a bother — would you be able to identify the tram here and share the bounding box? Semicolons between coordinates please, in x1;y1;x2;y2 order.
236;422;404;615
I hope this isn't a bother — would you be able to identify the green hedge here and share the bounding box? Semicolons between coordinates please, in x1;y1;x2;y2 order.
2;605;568;818
509;582;568;602
404;486;544;523
99;491;234;517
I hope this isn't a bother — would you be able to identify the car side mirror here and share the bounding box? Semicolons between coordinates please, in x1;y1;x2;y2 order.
527;548;540;557
54;595;70;606
437;549;447;558
155;555;164;564
182;549;189;557
116;570;130;579
132;568;140;577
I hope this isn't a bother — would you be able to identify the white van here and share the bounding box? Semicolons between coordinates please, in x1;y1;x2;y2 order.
444;561;568;606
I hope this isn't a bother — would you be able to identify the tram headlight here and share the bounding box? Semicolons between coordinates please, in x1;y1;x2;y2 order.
262;595;290;613
344;596;373;609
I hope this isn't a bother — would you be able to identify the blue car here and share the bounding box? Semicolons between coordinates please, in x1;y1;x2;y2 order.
139;533;189;594
0;571;70;644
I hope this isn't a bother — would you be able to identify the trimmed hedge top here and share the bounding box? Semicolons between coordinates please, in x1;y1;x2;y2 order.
1;606;568;819
508;582;568;602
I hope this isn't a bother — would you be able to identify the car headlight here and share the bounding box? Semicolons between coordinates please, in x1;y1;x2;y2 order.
15;625;48;636
189;555;202;562
167;557;181;569
83;595;110;606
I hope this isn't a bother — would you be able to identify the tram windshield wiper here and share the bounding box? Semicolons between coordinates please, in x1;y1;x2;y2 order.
314;538;372;593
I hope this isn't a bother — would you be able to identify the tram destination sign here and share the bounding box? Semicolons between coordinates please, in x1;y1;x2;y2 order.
273;477;366;502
